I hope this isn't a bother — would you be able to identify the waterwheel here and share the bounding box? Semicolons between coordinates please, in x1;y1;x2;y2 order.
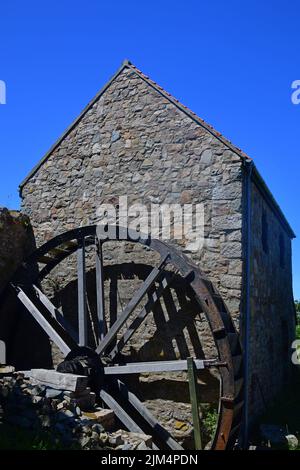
5;225;243;450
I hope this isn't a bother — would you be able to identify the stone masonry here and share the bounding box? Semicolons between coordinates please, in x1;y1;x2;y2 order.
248;183;295;419
0;208;33;296
18;61;296;424
20;65;244;323
0;209;52;369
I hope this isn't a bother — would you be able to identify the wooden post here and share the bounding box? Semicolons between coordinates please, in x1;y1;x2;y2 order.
96;239;106;342
187;356;202;450
0;340;6;364
77;237;87;346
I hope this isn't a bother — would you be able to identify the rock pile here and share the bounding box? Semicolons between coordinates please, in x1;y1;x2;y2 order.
0;368;154;450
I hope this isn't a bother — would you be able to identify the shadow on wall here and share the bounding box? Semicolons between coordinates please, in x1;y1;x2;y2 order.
51;263;220;404
0;209;52;370
52;264;209;360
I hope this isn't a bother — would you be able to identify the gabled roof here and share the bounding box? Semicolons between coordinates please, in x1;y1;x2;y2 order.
19;60;295;238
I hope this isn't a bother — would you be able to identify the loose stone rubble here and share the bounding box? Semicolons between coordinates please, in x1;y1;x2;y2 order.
0;367;154;450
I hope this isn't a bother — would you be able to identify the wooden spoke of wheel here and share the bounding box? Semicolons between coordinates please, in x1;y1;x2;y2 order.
113;379;182;450
14;286;77;356
107;272;174;360
33;285;78;343
95;238;106;342
8;224;243;450
77;237;87;346
96;254;170;356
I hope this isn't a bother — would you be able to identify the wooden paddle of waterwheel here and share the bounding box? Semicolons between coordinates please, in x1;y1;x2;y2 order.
7;225;243;450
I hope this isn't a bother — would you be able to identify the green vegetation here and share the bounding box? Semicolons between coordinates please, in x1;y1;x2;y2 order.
202;404;218;444
295;301;300;340
296;324;300;341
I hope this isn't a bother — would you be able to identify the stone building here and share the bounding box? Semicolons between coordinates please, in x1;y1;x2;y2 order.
18;60;296;427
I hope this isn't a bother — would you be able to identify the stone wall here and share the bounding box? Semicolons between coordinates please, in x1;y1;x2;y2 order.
0;208;52;369
0;208;33;296
248;182;295;420
0;208;33;364
20;66;244;325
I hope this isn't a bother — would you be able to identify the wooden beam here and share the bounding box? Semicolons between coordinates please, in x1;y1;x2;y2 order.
16;288;71;357
33;285;78;342
104;359;205;375
116;379;181;450
77;237;87;346
99;389;144;434
187;357;202;450
29;369;88;392
96;255;169;355
108;274;172;360
48;247;69;257
38;255;55;265
95;239;106;342
0;340;6;364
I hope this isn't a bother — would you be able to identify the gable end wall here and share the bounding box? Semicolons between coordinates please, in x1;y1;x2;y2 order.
21;67;245;328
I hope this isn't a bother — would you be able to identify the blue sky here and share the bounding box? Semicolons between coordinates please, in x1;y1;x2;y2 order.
0;0;299;298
